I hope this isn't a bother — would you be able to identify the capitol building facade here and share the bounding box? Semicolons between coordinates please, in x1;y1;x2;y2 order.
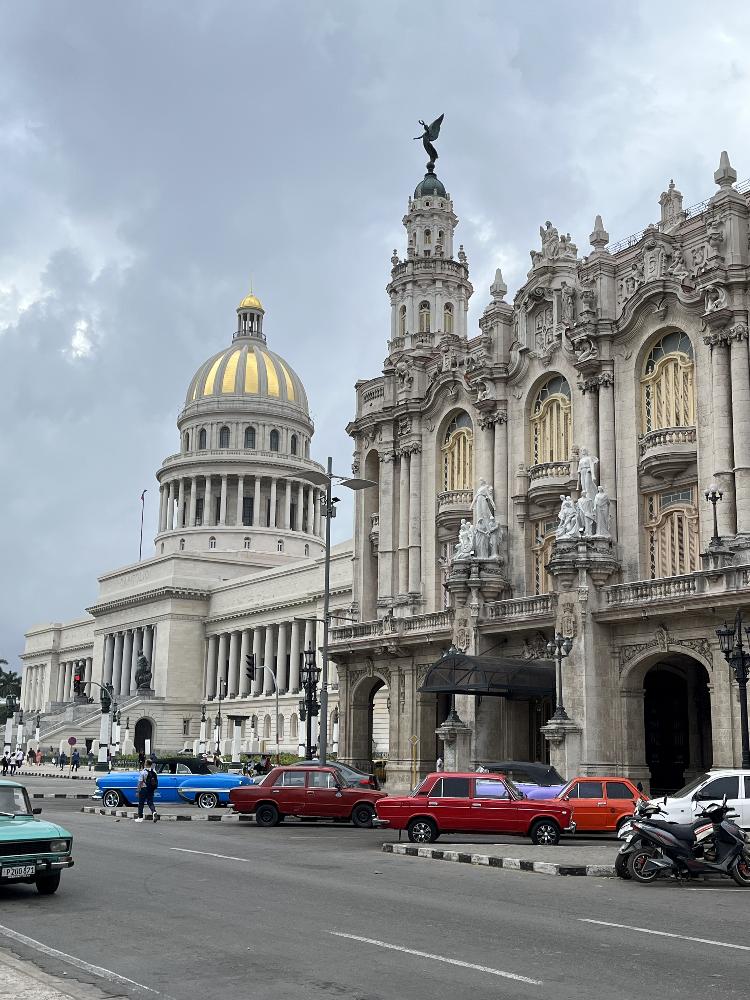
18;145;750;794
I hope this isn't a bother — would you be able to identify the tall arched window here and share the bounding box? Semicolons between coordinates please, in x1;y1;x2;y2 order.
290;713;298;740
269;429;280;452
243;536;251;550
218;426;230;448
244;426;256;449
398;305;406;337
290;434;298;456
443;302;454;334
304;543;310;556
424;228;432;246
179;538;185;551
442;412;473;490
263;715;272;740
532;517;558;595
277;714;285;740
198;428;207;450
419;301;431;334
641;331;695;434
644;488;699;579
209;536;216;549
183;432;189;452
277;539;284;552
530;375;572;465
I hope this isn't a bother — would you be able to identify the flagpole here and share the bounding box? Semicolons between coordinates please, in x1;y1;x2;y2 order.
139;490;147;561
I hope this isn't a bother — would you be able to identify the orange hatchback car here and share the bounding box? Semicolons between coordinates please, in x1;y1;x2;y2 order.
557;777;646;833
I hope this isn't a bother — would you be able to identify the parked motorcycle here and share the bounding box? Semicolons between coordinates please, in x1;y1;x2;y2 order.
625;796;750;887
615;798;669;879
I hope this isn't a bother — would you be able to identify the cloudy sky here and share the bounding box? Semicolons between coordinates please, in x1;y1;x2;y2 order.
2;0;750;669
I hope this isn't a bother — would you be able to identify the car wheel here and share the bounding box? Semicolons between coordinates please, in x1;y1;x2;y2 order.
197;791;219;810
36;872;61;895
255;803;280;827
614;853;632;880
627;847;660;883
102;789;122;809
529;819;560;846
351;804;375;829
407;818;438;844
730;853;750;887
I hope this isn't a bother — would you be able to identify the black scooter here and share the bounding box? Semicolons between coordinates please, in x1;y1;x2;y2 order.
615;798;670;879
626;796;750;887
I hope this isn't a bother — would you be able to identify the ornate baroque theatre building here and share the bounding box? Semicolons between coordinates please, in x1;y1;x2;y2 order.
17;143;750;795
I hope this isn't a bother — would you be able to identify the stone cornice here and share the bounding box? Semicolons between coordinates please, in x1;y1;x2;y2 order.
86;586;212;617
205;587;351;628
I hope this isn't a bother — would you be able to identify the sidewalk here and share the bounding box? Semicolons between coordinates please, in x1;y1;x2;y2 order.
383;840;618;877
10;766;95;781
0;948;116;1000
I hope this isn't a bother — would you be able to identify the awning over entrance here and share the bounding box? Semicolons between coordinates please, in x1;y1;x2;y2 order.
419;650;555;699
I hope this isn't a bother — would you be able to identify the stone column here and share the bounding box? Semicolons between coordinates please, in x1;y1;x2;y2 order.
284;480;292;530
143;625;154;670
237;475;245;527
297;482;305;532
377;452;395;602
252;628;263;695
112;633;124;696
707;334;737;535
289;620;301;693
217;632;228;699
158;485;166;532
597;371;617;539
477;418;494;486
189;476;198;527
314;490;322;537
730;325;750;534
577;379;600;463
276;623;288;694
205;635;218;699
306;486;315;535
254;477;262;526
177;478;185;529
264;625;276;695
84;656;93;690
205;475;213;526
166;482;174;530
493;415;508;526
121;630;134;695
103;634;114;687
55;660;64;703
219;475;228;525
398;451;410;594
269;478;277;528
239;629;252;697
228;631;240;696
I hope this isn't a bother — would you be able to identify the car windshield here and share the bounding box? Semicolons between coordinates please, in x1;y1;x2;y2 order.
672;773;711;799
410;777;432;796
503;777;525;801
0;786;32;816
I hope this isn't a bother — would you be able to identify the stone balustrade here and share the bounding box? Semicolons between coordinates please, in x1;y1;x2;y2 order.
604;574;699;607
330;609;453;645
482;593;558;622
436;489;474;513
638;426;697;457
527;461;573;483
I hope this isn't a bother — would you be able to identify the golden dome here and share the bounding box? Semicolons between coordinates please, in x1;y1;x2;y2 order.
238;293;264;312
185;342;308;413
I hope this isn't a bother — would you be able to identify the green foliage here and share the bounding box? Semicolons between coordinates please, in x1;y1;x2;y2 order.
0;663;21;724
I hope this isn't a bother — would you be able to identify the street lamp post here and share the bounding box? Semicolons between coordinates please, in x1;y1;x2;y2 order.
198;704;207;756
299;643;321;760
3;696;18;755
546;633;573;721
704;483;723;546
716;610;750;768
15;709;24;754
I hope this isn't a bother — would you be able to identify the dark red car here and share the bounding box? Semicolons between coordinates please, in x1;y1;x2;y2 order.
375;772;576;845
229;765;385;828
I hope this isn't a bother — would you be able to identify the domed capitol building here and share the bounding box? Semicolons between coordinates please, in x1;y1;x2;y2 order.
18;141;750;794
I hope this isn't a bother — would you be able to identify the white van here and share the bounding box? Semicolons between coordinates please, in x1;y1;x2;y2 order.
661;770;750;829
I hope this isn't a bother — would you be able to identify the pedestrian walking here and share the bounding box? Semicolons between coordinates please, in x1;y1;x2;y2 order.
35;749;42;765
137;749;146;769
15;749;24;772
52;751;59;767
87;749;95;770
134;759;160;823
27;748;34;765
59;751;68;771
436;756;444;772
71;749;80;772
1;751;9;776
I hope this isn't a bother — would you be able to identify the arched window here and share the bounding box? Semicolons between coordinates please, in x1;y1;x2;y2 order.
244;426;256;449
419;301;430;334
160;542;164;554
183;432;189;452
269;429;280;452
532;517;558;595
438;229;444;242
218;426;230;448
251;714;258;732
263;714;272;740
290;713;298;740
209;536;216;550
304;544;310;556
443;302;454;334
198;428;207;450
243;536;251;550
398;305;406;337
277;714;285;740
644;487;699;579
424;228;432;245
442;412;473;490
641;331;695;434
179;538;185;551
530;375;572;465
290;434;298;456
277;539;284;552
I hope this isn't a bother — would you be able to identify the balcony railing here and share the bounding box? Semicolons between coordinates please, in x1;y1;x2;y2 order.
436;489;474;513
638;426;697;457
482;593;558;622
604;575;698;607
527;461;573;483
330;609;453;645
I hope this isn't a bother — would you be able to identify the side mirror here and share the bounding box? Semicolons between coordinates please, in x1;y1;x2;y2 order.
33;807;42;815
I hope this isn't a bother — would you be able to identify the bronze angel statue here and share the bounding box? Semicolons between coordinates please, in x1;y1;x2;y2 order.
414;114;444;169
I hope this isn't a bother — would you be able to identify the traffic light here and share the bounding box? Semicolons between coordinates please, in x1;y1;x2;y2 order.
73;673;82;696
245;654;255;683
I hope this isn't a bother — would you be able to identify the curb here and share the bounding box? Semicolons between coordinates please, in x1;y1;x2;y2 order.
382;843;616;877
31;793;92;800
13;771;96;781
81;805;252;822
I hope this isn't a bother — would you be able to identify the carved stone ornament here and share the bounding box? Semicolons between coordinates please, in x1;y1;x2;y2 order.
379;450;396;464
560;605;577;639
395;360;414;389
704;283;728;314
522;632;548;659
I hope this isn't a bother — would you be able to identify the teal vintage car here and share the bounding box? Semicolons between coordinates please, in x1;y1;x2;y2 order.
0;779;74;895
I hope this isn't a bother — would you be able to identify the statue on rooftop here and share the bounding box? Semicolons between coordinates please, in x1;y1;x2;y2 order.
414;114;444;169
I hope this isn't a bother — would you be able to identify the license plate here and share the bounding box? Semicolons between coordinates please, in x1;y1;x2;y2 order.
1;864;36;878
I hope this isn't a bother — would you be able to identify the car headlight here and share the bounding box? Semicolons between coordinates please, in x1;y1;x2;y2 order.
50;840;71;854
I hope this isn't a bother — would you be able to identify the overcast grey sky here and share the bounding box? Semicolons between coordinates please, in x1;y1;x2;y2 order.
2;1;750;669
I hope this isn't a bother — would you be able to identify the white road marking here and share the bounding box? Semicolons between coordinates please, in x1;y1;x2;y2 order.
328;931;541;985
580;918;750;951
170;846;251;863
0;922;165;995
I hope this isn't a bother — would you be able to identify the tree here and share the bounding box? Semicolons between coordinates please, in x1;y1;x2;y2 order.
0;661;21;724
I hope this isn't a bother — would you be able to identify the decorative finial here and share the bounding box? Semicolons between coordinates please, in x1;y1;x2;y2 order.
391;249;399;267
589;214;609;251
414;114;444;173
714;150;737;190
490;268;507;302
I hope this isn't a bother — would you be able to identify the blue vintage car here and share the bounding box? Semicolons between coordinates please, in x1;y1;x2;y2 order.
94;757;254;809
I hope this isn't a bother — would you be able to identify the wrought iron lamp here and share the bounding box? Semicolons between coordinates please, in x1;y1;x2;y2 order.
546;633;573;721
716;611;750;768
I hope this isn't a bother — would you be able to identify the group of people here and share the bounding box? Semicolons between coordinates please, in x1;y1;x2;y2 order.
1;748;26;776
241;754;272;776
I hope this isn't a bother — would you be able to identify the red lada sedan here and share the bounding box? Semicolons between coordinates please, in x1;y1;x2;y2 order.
375;772;575;844
229;765;385;828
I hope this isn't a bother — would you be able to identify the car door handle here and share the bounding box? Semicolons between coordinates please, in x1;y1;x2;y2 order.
597;802;607;806
272;789;281;793
428;801;439;807
471;804;482;808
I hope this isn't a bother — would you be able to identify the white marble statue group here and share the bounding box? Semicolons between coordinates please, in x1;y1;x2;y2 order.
555;447;611;540
453;479;502;561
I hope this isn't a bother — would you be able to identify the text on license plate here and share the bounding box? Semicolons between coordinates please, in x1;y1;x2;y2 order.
1;864;36;878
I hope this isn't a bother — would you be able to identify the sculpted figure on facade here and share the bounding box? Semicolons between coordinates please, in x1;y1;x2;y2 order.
471;479;495;524
704;283;728;314
560;281;576;326
474;517;491;558
487;515;503;559
453;518;475;560
576;494;596;536
555;494;579;540
593;485;611;537
577;447;599;499
135;650;152;691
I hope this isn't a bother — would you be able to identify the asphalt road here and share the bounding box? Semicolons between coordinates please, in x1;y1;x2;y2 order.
1;798;749;1000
